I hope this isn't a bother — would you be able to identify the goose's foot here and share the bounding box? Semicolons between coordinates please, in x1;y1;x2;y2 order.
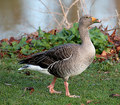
64;81;80;98
47;77;61;94
47;85;61;94
67;95;80;98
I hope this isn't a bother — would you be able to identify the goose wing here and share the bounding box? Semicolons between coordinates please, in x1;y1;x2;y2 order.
19;44;74;69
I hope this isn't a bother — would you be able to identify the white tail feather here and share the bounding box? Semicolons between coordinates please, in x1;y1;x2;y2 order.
18;65;51;75
18;67;24;70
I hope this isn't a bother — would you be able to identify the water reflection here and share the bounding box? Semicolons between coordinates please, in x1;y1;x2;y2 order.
0;0;117;39
0;0;58;39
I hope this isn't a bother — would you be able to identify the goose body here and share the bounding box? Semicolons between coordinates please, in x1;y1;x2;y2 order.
19;43;95;80
18;16;100;97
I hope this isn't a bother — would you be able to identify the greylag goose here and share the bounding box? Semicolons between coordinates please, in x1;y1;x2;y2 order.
18;16;101;98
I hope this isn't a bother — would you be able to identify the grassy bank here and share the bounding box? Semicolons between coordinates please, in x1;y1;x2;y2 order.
0;57;120;105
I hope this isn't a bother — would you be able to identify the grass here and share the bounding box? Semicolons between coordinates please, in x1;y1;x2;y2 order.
0;57;120;105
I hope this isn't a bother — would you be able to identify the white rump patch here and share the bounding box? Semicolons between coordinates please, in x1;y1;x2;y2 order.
18;65;51;75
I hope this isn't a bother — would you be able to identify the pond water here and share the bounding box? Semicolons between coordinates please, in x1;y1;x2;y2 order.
0;0;117;39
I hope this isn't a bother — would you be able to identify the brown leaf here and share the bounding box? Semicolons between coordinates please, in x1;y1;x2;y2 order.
31;32;38;36
96;54;102;58
94;102;100;104
88;27;92;29
0;52;7;58
110;89;114;91
48;29;57;35
30;88;34;94
111;29;116;37
104;71;110;74
87;100;93;104
104;26;108;31
101;50;107;56
116;46;120;52
114;36;120;41
22;87;34;96
109;94;120;97
1;38;9;43
9;37;15;42
9;37;19;44
26;39;32;43
107;35;114;44
110;49;115;54
98;25;103;29
0;53;4;58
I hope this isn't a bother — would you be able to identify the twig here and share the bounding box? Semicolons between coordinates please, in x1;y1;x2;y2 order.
60;0;80;28
80;0;86;15
59;0;69;26
115;9;120;26
39;0;61;28
27;7;63;16
59;0;66;17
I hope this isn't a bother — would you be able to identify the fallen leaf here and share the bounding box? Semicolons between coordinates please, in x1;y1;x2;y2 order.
110;89;114;91
101;50;107;56
114;36;120;41
31;32;38;36
107;36;114;44
110;49;115;54
22;87;34;96
94;102;100;104
26;38;32;43
87;100;93;104
88;27;92;29
66;104;71;105
48;29;57;35
96;54;103;58
109;94;120;97
116;46;120;52
104;71;110;74
0;53;4;58
1;38;9;44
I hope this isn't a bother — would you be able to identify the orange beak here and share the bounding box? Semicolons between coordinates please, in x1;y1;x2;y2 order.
91;17;101;23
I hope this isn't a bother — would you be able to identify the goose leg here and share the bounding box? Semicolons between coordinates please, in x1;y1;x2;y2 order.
64;81;80;98
47;77;61;94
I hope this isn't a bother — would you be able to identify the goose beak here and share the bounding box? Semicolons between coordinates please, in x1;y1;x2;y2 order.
91;17;101;23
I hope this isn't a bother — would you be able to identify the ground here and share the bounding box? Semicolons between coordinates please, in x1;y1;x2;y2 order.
0;57;120;105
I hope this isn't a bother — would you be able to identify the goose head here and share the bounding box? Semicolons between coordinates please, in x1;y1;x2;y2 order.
79;16;101;27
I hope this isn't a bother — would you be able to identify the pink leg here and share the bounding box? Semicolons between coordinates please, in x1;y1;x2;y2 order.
64;81;70;96
47;77;61;94
64;81;80;98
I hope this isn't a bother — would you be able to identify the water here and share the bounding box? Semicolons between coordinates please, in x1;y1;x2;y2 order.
0;0;118;39
0;0;59;39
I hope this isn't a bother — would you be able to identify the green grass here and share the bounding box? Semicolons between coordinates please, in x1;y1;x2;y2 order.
0;58;120;105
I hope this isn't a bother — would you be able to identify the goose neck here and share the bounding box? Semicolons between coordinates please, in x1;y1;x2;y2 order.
79;25;91;45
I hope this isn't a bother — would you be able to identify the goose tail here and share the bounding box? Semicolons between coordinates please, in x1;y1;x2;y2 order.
18;65;51;75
